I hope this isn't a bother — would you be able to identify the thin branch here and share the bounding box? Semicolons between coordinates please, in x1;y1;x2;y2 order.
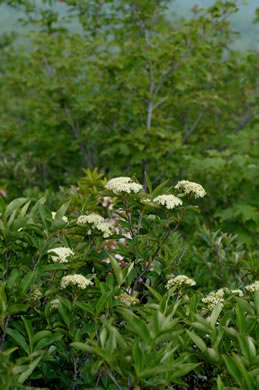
0;316;10;350
171;248;186;270
234;103;259;133
131;221;180;295
182;108;207;144
154;44;199;96
107;368;122;390
153;96;168;110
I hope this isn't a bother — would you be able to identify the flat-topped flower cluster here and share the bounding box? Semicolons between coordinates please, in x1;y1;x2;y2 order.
202;288;225;311
175;180;206;198
77;213;113;238
105;177;143;194
48;247;74;263
246;281;259;292
153;194;183;209
166;275;196;289
61;274;93;289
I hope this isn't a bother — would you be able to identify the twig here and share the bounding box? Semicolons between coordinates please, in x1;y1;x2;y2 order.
171;248;186;270
0;316;10;350
182;109;206;144
107;368;122;390
131;221;180;295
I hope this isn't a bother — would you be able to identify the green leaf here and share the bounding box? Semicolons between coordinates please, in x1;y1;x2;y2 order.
0;283;7;314
254;292;259;317
34;333;63;351
7;268;22;290
172;363;200;378
186;330;207;353
22;317;34;352
58;302;71;327
96;293;110;315
222;355;242;386
217;375;225;390
0;196;6;213
144;284;162;303
32;331;52;346
70;342;94;353
8;304;29;315
20;201;31;216
41;264;67;272
75;302;95;315
235;303;245;333
21;272;36;295
6;328;29;354
133;339;143;376
55;201;70;219
108;255;123;287
5;198;28;218
238;335;256;360
232;353;256;390
18;354;43;384
144;172;152;193
210;302;223;328
234;297;254;315
123;312;150;344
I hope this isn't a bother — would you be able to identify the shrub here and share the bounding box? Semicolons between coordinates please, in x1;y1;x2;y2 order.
0;175;258;389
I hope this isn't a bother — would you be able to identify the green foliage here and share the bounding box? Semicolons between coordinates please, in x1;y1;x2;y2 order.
0;174;258;388
0;0;258;250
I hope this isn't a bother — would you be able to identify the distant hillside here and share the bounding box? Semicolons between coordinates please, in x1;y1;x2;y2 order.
0;0;258;50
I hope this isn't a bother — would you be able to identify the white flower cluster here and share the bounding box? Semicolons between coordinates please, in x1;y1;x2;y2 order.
246;281;259;293
153;194;183;209
50;299;60;309
61;274;93;289
47;247;74;264
175;180;206;198
166;275;196;289
105;177;143;194
202;289;224;311
117;293;139;306
141;198;152;205
231;289;243;297
77;213;113;238
51;211;68;223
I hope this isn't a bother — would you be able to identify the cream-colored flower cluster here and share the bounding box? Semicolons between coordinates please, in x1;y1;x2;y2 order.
141;198;152;205
77;213;113;238
50;299;60;309
117;293;139;306
31;288;42;301
61;274;93;289
51;211;68;223
246;281;259;293
166;275;196;289
231;289;244;296
202;289;224;311
175;180;206;198
153;194;183;209
47;247;74;263
105;177;143;194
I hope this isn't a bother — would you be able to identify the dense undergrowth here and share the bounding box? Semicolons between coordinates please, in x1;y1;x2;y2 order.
0;172;258;389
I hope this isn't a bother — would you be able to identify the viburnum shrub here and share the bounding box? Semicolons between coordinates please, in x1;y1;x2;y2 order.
0;175;258;389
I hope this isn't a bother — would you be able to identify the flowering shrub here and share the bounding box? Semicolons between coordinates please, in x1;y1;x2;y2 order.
0;175;258;389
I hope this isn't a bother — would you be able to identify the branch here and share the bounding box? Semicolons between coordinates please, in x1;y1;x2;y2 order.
153;96;168;110
0;316;10;350
107;369;122;390
154;44;199;96
182;108;206;144
234;102;259;133
131;221;180;295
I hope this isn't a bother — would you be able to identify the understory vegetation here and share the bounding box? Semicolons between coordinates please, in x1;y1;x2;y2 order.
0;0;258;389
